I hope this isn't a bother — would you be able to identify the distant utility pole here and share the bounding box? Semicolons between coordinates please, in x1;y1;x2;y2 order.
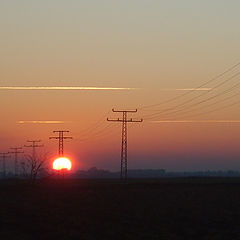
24;140;43;162
0;152;10;178
9;147;24;177
49;131;73;156
107;109;143;179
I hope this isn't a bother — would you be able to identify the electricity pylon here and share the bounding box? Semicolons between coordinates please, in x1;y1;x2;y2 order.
24;140;43;162
0;152;10;178
107;109;143;179
49;131;72;156
9;147;24;177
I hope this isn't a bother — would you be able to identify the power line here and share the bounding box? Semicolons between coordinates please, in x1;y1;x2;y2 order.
9;147;24;177
75;111;121;142
49;131;72;156
143;71;240;119
77;124;120;143
0;152;10;178
146;75;240;120
166;98;240;120
24;140;43;163
153;89;240;121
140;61;240;110
76;123;117;141
159;88;240;120
107;109;143;179
77;110;111;136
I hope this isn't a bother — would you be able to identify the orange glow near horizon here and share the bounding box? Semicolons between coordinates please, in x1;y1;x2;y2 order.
53;157;72;171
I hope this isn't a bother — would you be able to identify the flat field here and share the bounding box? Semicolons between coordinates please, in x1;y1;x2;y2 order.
1;178;240;239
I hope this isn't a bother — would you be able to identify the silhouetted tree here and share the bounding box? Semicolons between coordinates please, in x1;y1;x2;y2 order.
24;153;49;183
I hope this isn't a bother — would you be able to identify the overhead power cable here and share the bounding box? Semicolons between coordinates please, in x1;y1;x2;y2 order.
144;72;240;120
140;61;240;110
162;98;240;120
151;88;240;120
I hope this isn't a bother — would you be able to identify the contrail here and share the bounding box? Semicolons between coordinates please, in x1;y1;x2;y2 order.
150;120;240;123
159;88;212;91
0;86;208;91
0;86;135;90
17;121;65;124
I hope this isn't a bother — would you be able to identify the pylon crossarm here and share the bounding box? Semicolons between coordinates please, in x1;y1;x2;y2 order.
108;119;143;123
53;130;69;133
112;109;137;113
107;118;122;122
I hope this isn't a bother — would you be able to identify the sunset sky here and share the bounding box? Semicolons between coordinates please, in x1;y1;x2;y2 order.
1;1;240;172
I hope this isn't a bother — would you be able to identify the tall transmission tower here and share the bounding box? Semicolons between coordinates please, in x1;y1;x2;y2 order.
24;140;43;163
0;152;10;178
9;147;24;177
49;131;73;156
107;109;143;179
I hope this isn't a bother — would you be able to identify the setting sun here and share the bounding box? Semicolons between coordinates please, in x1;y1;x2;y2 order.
53;157;72;171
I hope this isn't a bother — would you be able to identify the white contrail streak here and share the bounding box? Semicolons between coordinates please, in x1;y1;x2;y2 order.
17;121;65;124
0;86;135;90
159;88;212;91
150;120;240;123
0;86;209;91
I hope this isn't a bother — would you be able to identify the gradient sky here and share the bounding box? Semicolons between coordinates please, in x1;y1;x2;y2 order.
1;0;240;172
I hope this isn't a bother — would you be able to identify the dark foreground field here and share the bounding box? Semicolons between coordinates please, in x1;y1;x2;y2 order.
1;178;240;240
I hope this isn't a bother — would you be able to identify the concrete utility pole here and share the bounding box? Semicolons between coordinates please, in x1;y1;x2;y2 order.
107;109;143;179
9;147;24;177
49;131;72;156
0;152;10;178
24;140;43;162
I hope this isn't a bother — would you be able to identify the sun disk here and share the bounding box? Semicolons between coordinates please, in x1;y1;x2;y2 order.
53;157;72;171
